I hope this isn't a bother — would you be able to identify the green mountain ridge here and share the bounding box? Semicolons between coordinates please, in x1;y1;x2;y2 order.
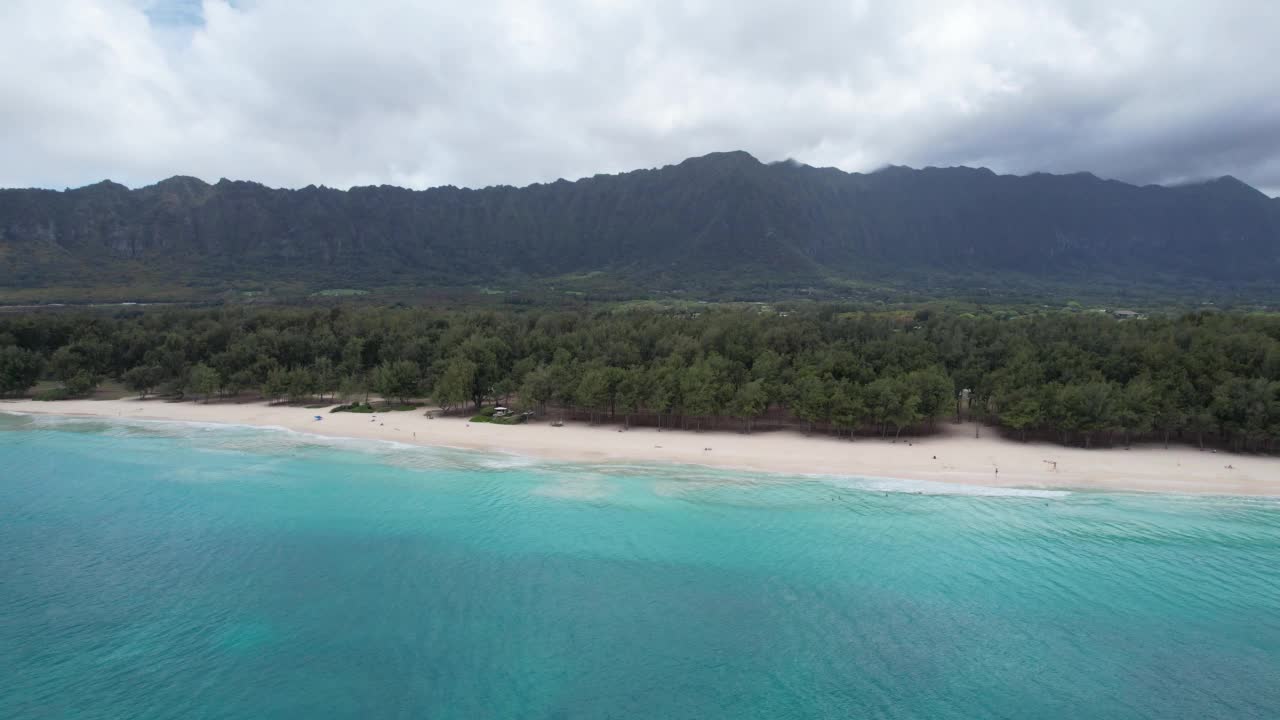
2;151;1278;300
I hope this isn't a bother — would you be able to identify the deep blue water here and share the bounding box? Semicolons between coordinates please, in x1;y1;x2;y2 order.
1;412;1278;719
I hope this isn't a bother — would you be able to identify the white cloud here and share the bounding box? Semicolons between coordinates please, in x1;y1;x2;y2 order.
2;0;1279;194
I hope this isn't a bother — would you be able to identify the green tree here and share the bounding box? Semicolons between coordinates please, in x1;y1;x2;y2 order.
0;346;43;397
223;369;254;398
311;357;338;401
615;367;649;428
63;371;98;398
286;367;318;402
340;337;366;376
1151;372;1191;448
189;363;221;403
729;379;768;433
50;345;97;390
1185;406;1215;450
680;361;718;431
49;341;109;382
492;376;517;407
122;365;165;399
455;335;509;409
1116;377;1157;446
888;386;921;441
1212;377;1274;451
750;349;786;406
647;363;680;429
828;380;865;440
575;366;612;424
339;373;369;404
371;360;421;405
790;372;828;434
519;365;555;415
865;376;918;440
1060;381;1114;448
999;389;1043;441
863;377;897;437
547;358;580;416
433;357;475;412
907;366;954;430
262;367;290;404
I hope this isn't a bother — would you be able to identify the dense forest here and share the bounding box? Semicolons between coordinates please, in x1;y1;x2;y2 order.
2;306;1279;453
3;151;1278;301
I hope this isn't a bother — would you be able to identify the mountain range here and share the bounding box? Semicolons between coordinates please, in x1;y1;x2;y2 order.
2;151;1278;301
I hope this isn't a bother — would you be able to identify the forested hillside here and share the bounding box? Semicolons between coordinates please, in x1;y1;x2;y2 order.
2;152;1278;299
3;306;1278;452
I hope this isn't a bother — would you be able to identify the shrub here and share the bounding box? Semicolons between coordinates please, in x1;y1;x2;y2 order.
332;402;376;413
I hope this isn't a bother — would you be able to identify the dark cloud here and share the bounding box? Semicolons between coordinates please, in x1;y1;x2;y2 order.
2;0;1277;195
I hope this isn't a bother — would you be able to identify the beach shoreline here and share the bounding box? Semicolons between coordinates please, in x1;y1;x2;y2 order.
3;397;1278;496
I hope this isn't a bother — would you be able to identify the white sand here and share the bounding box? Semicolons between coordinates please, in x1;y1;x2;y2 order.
3;397;1278;496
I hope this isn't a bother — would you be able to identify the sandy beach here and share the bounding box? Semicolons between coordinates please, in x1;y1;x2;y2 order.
3;397;1278;496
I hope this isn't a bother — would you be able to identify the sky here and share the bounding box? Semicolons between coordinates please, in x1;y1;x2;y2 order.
3;0;1279;195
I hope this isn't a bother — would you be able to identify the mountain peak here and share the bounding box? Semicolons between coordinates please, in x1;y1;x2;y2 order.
79;179;129;194
146;175;211;193
1212;175;1266;195
677;150;762;170
153;175;209;187
1176;174;1269;200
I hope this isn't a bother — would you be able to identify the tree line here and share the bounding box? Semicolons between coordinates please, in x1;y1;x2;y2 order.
2;305;1278;452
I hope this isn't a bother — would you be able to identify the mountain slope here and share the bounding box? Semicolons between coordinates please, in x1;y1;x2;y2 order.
2;151;1278;298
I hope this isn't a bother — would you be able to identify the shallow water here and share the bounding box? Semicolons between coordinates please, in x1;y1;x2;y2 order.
2;413;1278;719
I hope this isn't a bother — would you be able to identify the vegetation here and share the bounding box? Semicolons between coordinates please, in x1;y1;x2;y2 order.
2;304;1279;452
32;386;76;401
331;402;376;413
0;346;42;396
470;407;526;425
312;289;370;297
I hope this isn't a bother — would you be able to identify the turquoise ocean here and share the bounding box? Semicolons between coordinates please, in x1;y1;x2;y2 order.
1;412;1278;719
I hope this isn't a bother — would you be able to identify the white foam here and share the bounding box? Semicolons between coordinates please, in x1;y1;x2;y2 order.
825;473;1071;498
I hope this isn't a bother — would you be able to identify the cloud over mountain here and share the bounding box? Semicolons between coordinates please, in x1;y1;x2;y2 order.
3;0;1279;194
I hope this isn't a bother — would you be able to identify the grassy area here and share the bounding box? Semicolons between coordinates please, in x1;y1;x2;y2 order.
330;401;420;413
331;402;376;413
469;406;527;425
382;403;420;411
25;379;133;401
312;288;370;297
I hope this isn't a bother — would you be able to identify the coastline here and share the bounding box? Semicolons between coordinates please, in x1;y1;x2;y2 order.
4;397;1278;496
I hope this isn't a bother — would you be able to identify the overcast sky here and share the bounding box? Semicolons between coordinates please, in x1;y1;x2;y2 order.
3;0;1279;195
